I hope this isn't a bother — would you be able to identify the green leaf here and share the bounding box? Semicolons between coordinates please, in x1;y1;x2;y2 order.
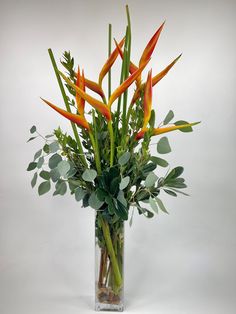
163;110;174;125
119;176;130;190
31;172;37;188
50;168;60;182
82;169;97;182
165;166;184;181
163;189;177;197
30;125;36;134
155;197;169;214
145;172;158;188
89;192;104;210
96;188;107;201
110;176;120;195
116;199;128;220
55;181;67;195
174;120;193;132
27;162;37;171
149;109;155;128
149;196;158;213
105;195;115;215
27;136;37;142
150;156;168;167
157;137;171;154
39;170;50;180
49;154;62;169
142;162;157;176
118;151;131;166
169;188;189;196
38;181;51;196
49;141;59;153
37;157;44;169
75;187;86;201
57;160;70;177
117;190;127;207
45;134;54;138
34;149;42;161
43;144;50;154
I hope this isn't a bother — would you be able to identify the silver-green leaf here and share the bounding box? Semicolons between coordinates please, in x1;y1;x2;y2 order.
38;181;51;196
118;152;131;166
82;169;97;182
57;160;70;177
155;197;169;214
149;196;158;213
88;192;104;210
163;110;174;125
119;176;130;190
145;172;158;188
31;172;37;188
157;137;171;154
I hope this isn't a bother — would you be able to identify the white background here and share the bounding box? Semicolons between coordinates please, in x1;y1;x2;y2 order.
1;0;236;313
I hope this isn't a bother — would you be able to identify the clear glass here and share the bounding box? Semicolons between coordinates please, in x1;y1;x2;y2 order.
95;212;124;311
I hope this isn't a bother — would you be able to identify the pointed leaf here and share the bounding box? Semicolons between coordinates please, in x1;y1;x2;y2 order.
163;110;174;125
31;172;38;188
145;172;158;188
38;181;51;196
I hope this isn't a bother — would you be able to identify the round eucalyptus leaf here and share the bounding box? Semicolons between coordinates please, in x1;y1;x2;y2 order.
50;168;60;182
82;169;97;182
57;160;70;177
30;125;36;134
49;154;62;169
39;170;50;180
118;152;131;166
88;192;104;210
75;187;86;202
34;149;42;161
163;110;174;125
49;141;59;153
157;137;171;154
55;181;67;195
38;181;51;196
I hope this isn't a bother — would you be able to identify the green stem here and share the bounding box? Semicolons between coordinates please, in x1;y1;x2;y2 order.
99;215;122;290
108;121;114;167
89;131;101;175
48;48;88;168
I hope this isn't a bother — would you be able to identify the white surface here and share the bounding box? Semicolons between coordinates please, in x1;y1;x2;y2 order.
1;0;236;313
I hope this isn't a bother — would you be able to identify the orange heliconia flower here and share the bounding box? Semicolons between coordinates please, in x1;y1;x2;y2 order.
41;98;90;130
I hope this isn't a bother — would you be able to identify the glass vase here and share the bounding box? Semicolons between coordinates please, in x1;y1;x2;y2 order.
95;211;124;311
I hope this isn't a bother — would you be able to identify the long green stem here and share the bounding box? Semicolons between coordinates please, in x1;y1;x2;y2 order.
99;215;122;290
108;121;114;167
89;131;101;175
48;49;88;168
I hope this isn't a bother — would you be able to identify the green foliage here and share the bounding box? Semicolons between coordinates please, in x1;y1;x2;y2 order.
38;181;51;196
82;169;97;182
174;120;193;132
163;110;174;125
157;137;171;154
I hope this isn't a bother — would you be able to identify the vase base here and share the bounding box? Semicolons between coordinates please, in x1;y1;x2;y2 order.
95;302;124;312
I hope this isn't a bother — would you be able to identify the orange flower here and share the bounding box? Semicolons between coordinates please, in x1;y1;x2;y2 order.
135;122;200;140
108;64;147;108
59;71;111;120
114;38;138;74
98;37;125;86
139;22;165;68
41;98;90;130
131;54;182;104
75;67;85;116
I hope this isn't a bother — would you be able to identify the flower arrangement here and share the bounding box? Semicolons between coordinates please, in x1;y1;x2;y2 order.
27;5;199;312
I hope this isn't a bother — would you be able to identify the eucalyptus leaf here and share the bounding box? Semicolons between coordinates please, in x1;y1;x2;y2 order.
89;192;104;210
49;154;62;169
27;162;37;171
38;181;51;196
39;170;50;180
119;176;130;190
75;187;86;201
43;144;50;154
30;125;36;134
82;169;97;182
34;149;42;161
163;189;177;197
157;137;171;154
57;160;70;177
49;141;59;153
118;152;131;166
37;157;44;169
55;181;67;195
163;110;174;125
50;168;60;182
145;172;158;188
31;172;37;188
